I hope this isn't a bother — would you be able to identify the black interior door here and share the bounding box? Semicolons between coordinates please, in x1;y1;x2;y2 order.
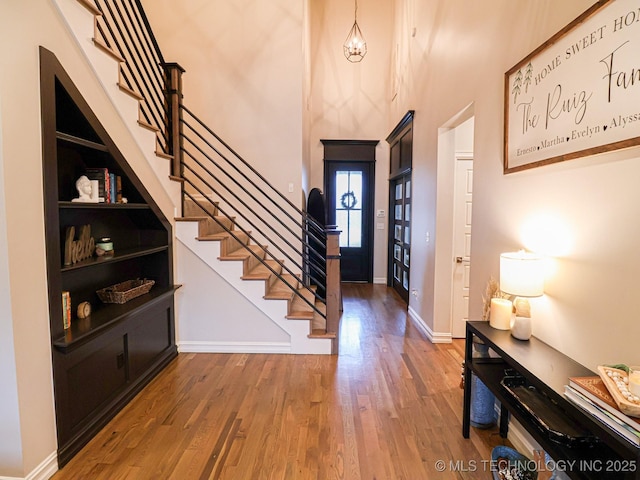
386;111;414;303
325;161;375;282
389;174;411;302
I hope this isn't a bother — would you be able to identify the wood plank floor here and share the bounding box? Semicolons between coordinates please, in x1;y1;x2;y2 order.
52;284;509;479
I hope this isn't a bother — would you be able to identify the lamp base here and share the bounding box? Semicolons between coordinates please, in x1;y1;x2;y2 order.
510;315;531;341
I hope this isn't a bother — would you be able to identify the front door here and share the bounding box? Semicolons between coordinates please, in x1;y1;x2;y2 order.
325;161;375;282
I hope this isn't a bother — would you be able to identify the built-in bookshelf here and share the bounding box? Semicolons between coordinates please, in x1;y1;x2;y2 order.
40;47;177;466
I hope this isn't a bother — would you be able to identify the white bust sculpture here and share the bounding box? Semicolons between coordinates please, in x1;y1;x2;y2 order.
72;175;98;203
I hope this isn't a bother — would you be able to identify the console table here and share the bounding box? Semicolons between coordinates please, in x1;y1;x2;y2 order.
463;321;639;480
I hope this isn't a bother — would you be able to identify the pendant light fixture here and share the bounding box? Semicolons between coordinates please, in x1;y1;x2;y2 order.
343;0;367;63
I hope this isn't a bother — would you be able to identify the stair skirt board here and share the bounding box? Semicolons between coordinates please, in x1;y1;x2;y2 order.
176;222;333;355
178;341;292;354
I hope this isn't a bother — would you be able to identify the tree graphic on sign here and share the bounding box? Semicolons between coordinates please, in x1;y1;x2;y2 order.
511;69;522;104
523;62;533;93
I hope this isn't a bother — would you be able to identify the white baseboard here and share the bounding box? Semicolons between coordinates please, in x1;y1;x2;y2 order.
407;306;452;343
373;277;386;284
0;451;58;480
178;341;291;354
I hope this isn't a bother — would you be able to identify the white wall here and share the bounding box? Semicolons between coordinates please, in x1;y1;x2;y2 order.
176;242;290;349
391;0;640;369
140;0;304;211
308;0;394;282
0;91;24;478
0;0;176;476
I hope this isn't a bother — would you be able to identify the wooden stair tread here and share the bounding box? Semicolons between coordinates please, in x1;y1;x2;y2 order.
219;243;264;261
183;198;219;217
155;150;173;160
241;260;282;280
175;216;209;222
138;119;159;132
197;233;228;241
92;36;125;63
286;287;318;319
286;310;314;320
264;274;299;300
118;81;143;101
77;0;101;16
309;329;336;339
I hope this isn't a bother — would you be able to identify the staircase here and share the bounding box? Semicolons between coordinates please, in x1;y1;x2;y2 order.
53;0;341;354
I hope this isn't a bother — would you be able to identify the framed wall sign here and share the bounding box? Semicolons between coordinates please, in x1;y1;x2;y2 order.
504;0;640;173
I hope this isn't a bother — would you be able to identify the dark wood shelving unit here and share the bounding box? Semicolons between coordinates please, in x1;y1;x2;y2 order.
463;321;640;480
40;47;177;467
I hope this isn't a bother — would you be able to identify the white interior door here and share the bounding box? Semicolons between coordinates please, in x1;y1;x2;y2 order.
451;157;473;338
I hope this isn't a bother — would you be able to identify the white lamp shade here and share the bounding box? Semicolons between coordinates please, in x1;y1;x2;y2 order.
500;251;544;297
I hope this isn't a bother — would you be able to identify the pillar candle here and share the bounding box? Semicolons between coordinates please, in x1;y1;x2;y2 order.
489;298;512;330
629;367;640;397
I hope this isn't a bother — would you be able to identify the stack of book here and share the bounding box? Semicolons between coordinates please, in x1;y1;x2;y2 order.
85;167;122;203
565;376;640;447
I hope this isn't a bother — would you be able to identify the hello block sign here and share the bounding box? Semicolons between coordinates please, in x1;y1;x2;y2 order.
504;0;640;173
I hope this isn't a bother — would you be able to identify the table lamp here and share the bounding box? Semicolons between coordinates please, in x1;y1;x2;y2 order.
499;251;545;340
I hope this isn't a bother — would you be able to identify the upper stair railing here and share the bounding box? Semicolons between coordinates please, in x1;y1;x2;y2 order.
92;0;169;154
87;0;341;349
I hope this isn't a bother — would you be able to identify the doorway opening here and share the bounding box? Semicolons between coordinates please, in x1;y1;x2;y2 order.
434;106;475;339
321;140;378;283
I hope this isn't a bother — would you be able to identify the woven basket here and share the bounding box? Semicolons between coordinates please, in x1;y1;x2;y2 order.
96;278;155;304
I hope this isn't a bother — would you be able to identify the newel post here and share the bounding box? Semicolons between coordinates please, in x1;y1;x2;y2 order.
163;62;185;178
325;225;342;354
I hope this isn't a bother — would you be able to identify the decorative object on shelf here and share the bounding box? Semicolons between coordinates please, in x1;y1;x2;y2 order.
71;175;99;203
76;301;91;319
61;291;71;329
501;373;598;447
95;237;114;257
343;0;366;62
63;225;95;265
597;365;640;415
482;276;499;320
96;278;155;304
491;446;538;480
483;276;512;329
499;250;545;340
469;338;497;429
629;366;640;398
489;298;512;330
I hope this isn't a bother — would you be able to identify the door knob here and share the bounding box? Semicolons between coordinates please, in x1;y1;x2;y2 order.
455;256;469;264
